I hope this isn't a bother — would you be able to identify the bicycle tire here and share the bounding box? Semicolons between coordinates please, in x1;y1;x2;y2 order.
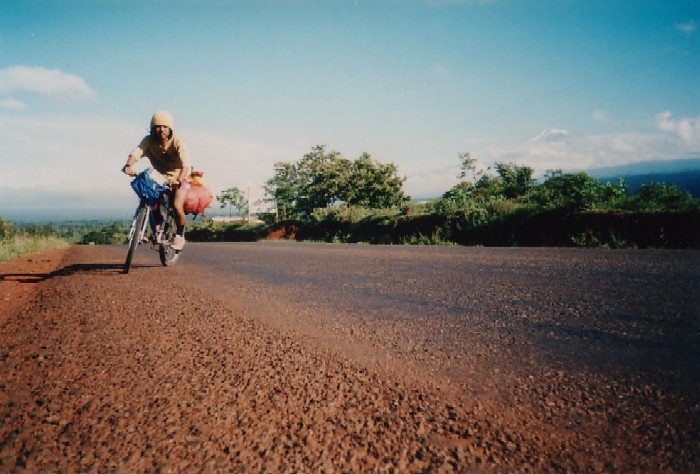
124;205;148;274
159;212;180;267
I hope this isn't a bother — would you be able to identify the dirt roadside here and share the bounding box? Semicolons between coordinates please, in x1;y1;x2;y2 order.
0;245;698;473
0;248;70;327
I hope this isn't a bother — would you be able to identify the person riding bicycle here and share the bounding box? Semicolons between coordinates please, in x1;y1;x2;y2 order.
122;111;191;251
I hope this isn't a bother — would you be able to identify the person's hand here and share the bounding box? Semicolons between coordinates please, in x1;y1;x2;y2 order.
170;180;181;191
122;164;135;176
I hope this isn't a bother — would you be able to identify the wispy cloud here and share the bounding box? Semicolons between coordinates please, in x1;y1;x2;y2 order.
503;112;700;174
0;98;26;110
675;20;697;34
0;65;97;103
655;111;700;146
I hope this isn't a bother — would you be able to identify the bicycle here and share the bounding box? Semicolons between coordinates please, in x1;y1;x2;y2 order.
124;168;181;274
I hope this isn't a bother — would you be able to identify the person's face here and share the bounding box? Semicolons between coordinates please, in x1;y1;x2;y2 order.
154;125;171;142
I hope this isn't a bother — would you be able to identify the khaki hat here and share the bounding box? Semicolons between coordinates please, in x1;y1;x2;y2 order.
150;110;175;130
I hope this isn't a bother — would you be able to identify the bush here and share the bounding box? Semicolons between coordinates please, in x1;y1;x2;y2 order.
625;183;696;212
0;217;18;241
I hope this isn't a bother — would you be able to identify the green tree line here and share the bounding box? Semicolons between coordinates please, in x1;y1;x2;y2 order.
262;147;697;221
250;147;699;248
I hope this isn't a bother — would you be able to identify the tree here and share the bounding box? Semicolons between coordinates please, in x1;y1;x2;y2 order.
458;152;480;183
535;172;604;211
217;187;248;219
443;154;534;204
631;182;696;211
264;145;407;219
345;153;406;208
296;145;350;215
264;162;299;220
442;153;489;204
601;179;628;208
493;162;535;199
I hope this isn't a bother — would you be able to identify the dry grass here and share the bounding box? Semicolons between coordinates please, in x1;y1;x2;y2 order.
0;236;70;263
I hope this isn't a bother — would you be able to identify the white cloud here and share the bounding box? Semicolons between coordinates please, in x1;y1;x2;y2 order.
0;65;96;102
412;112;700;189
0;98;26;110
393;112;700;197
675;20;697;34
0;116;141;210
655;111;700;146
501;115;700;175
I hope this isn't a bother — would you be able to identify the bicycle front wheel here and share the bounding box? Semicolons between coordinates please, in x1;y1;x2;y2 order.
159;212;180;267
124;205;148;274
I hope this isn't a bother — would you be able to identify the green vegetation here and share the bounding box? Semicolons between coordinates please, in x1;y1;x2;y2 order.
0;217;133;263
187;220;263;242
264;145;407;219
187;149;698;248
217;187;248;219
78;222;130;245
255;148;700;248
0;217;70;262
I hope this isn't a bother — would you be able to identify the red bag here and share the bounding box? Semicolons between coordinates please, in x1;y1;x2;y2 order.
184;171;214;215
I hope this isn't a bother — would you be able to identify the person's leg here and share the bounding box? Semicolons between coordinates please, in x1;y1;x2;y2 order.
173;184;188;232
171;183;189;250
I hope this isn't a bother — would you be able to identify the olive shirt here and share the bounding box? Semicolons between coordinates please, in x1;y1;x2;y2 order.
130;134;192;182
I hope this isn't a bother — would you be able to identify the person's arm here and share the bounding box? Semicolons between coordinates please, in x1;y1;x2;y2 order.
122;148;144;176
176;164;191;184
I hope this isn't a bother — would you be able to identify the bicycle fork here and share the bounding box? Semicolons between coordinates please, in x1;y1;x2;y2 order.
138;207;152;244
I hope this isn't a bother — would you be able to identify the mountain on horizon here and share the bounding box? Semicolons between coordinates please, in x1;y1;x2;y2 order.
583;158;700;197
528;129;571;144
585;158;700;178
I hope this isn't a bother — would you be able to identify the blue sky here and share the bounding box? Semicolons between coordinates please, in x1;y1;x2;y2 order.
1;0;698;219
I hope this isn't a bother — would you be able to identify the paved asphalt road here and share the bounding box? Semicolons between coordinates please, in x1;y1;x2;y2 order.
171;242;699;387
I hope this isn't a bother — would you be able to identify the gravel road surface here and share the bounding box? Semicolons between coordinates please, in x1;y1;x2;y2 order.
1;243;698;473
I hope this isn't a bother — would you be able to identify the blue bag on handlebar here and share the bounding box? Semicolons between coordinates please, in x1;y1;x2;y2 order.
131;169;169;205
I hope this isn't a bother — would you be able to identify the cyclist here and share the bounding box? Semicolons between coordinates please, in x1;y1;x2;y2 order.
122;111;191;250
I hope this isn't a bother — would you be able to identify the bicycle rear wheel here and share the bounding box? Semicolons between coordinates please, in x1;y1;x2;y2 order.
159;212;180;266
124;205;148;274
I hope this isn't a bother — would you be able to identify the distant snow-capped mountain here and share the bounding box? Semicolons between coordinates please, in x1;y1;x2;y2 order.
528;129;571;143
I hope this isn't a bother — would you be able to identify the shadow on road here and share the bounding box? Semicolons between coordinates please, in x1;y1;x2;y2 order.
0;263;159;283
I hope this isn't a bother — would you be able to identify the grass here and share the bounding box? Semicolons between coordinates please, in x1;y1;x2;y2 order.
0;235;70;263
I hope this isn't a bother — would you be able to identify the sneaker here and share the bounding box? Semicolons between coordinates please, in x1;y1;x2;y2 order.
171;235;186;251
